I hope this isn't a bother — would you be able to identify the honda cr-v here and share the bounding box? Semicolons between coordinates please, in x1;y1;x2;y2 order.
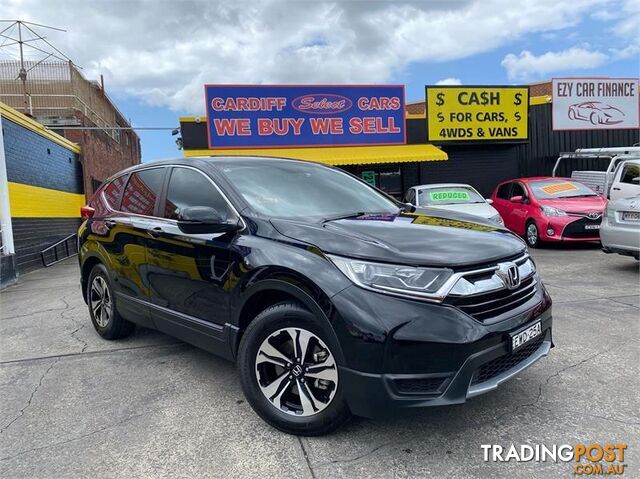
78;157;553;435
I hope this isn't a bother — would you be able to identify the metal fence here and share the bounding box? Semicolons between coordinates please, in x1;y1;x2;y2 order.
0;60;120;141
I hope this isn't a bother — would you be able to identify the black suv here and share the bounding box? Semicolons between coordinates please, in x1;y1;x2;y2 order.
78;157;553;435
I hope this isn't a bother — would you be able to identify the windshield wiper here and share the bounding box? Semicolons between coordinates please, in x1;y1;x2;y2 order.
321;212;368;224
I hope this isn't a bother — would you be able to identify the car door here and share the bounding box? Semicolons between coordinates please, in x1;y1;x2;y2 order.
611;162;640;200
96;167;166;327
491;182;513;226
503;182;531;235
142;165;242;352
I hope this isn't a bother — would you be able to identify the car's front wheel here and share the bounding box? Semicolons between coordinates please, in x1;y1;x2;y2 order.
238;302;351;435
525;221;541;248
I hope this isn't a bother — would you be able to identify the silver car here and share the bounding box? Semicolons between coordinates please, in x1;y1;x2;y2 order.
601;196;640;260
404;183;504;225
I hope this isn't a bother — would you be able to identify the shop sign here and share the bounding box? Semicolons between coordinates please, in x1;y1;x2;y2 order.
204;85;406;148
552;78;640;130
425;86;529;142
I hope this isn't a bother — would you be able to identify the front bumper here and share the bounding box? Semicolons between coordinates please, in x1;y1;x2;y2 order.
538;216;601;242
330;280;553;418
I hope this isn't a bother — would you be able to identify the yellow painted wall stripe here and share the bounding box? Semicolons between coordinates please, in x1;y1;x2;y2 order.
529;95;552;105
8;182;85;218
0;102;81;153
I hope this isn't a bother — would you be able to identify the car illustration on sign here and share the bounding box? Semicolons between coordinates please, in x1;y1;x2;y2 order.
567;101;625;126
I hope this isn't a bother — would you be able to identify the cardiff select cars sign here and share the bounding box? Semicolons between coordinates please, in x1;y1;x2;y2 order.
552;78;640;131
204;85;406;148
426;85;529;142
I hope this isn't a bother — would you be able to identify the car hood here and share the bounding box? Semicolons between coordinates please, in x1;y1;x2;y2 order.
270;210;526;268
426;202;498;219
538;196;607;213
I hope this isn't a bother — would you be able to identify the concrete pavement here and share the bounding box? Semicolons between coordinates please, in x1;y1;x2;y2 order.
1;246;638;478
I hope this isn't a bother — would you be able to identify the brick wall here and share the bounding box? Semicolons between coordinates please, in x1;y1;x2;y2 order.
60;111;141;199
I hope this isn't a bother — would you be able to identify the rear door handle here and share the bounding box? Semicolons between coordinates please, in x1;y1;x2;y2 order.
105;220;117;229
612;187;621;191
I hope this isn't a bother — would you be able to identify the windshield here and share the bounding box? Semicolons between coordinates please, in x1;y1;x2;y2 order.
529;180;598;199
219;160;399;219
419;186;484;205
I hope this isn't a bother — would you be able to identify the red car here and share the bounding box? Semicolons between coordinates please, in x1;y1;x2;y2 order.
490;177;607;247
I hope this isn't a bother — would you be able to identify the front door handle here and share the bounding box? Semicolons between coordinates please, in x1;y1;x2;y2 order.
612;187;621;191
147;226;164;238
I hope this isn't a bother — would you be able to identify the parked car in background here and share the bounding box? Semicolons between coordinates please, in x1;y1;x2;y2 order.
553;147;640;199
404;183;503;225
78;157;552;435
601;196;640;260
490;177;608;248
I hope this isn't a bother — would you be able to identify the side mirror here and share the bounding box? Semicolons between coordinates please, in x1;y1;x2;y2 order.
510;195;524;204
632;177;640;185
485;198;494;205
177;206;240;234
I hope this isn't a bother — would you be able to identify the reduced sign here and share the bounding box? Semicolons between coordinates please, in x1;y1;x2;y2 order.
426;86;529;142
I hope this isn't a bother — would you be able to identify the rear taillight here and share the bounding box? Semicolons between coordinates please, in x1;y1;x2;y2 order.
80;205;95;221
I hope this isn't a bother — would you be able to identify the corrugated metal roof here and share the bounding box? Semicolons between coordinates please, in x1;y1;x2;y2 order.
182;144;447;166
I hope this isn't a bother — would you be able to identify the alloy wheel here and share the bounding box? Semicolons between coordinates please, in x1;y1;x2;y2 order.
89;276;113;328
527;223;538;246
255;327;338;417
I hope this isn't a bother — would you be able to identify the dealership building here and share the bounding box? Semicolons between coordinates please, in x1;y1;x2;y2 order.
180;80;639;198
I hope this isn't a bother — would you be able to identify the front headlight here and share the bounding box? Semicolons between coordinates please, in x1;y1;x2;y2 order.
490;214;504;225
329;255;453;299
541;205;568;217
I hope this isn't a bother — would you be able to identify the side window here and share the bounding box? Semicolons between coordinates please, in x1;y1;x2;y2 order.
162;168;233;220
121;168;165;216
102;175;127;210
496;183;512;200
511;183;526;198
405;189;415;205
621;164;639;185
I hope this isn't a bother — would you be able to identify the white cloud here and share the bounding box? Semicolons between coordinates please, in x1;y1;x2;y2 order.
0;0;618;114
501;48;609;80
436;77;462;85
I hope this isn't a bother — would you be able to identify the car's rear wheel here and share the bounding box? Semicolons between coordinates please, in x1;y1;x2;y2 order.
87;263;134;339
238;302;351;436
525;221;540;248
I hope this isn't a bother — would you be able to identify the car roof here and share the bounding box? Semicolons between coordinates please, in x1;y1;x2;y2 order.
414;183;475;189
499;176;572;185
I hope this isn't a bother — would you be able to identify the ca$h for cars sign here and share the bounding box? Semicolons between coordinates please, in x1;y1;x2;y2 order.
204;85;406;148
426;86;529;142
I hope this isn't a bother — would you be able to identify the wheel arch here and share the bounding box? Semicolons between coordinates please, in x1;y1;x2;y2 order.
80;254;104;303
232;275;345;364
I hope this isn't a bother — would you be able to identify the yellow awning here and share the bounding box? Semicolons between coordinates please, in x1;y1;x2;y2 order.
182;144;447;166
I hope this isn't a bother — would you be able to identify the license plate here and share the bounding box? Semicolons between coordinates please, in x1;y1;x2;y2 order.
622;211;640;221
511;322;542;351
584;224;600;230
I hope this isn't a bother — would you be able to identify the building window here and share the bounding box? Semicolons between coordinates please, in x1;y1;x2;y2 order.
378;167;402;196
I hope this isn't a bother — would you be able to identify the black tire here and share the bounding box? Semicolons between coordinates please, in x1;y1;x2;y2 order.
525;220;540;248
238;302;351;436
86;263;134;339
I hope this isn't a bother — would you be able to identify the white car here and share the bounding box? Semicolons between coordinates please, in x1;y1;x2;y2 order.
404;183;504;225
601;196;640;260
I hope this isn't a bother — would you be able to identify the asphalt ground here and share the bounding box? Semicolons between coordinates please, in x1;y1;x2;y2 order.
1;245;638;478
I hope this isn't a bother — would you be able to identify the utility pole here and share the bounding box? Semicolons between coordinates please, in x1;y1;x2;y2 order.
0;20;72;115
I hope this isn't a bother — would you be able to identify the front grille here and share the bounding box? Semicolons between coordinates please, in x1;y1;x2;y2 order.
470;335;545;386
393;376;450;395
445;276;538;322
562;217;601;238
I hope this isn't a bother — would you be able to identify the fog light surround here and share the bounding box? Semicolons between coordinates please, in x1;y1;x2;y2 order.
546;228;555;236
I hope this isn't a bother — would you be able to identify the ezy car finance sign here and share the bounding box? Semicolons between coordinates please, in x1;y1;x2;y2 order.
552;78;640;131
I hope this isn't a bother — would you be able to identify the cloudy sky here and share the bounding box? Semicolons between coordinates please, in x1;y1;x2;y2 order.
1;0;639;160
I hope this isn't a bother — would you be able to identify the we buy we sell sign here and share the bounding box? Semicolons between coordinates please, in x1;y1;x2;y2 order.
204;85;406;148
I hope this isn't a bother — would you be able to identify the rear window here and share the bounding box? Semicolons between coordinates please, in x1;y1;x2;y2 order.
419;187;484;205
102;176;127;210
529;180;598;199
120;168;165;216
